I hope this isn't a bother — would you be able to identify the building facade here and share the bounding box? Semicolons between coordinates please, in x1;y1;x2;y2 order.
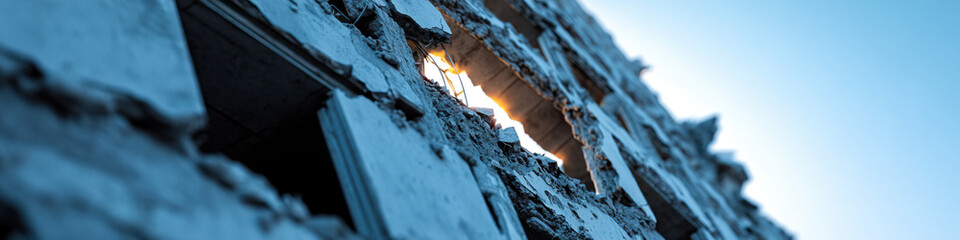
0;0;790;239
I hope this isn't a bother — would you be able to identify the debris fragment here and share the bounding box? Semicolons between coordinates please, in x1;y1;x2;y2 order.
499;127;521;144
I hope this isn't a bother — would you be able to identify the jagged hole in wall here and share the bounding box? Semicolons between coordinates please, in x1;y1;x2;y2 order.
177;3;354;228
415;13;594;190
419;50;562;163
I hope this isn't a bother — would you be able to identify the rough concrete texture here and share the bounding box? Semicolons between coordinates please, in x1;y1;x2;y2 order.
0;0;790;239
0;0;205;119
0;49;358;240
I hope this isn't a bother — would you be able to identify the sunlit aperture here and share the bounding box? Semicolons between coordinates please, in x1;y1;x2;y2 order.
423;53;563;164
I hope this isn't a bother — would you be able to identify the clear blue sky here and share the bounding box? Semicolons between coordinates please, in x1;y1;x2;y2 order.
579;0;960;239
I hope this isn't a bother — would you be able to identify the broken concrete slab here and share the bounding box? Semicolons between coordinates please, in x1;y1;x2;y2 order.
319;90;504;239
249;0;390;93
472;107;496;117
387;0;452;43
499;127;521;144
0;0;205;119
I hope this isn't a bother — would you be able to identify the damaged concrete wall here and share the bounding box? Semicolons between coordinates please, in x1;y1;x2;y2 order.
0;0;790;239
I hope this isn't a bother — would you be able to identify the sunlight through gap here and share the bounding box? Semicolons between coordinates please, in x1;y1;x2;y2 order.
423;53;563;164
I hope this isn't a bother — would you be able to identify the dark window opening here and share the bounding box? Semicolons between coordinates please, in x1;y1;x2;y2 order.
570;63;607;105
178;1;353;227
521;222;555;240
0;200;29;239
326;0;350;23
616;137;697;240
636;176;697;240
483;0;543;51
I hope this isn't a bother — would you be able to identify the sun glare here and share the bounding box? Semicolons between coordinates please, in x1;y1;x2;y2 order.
424;53;563;164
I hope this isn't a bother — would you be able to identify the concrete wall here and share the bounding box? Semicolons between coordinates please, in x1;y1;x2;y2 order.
0;0;790;239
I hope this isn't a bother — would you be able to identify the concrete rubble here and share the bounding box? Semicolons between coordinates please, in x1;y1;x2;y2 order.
0;0;790;239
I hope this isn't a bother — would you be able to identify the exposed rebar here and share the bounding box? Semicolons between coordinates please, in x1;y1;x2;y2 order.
352;7;367;25
330;5;367;26
441;43;469;106
414;41;451;93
